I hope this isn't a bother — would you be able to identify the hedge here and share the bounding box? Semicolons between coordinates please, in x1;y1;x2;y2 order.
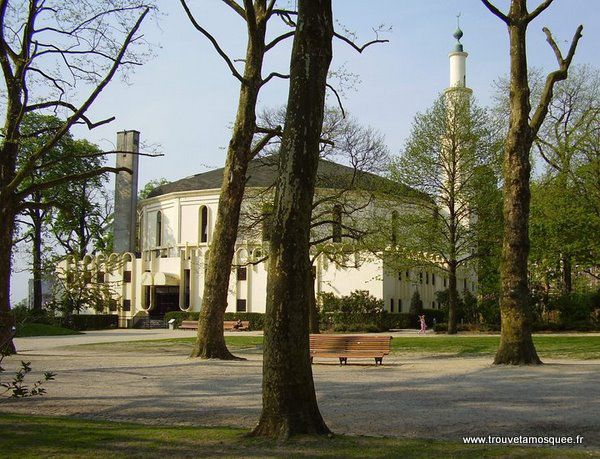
322;309;446;333
68;314;118;331
164;311;265;331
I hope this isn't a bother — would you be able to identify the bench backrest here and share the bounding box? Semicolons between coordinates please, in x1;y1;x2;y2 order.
310;335;392;354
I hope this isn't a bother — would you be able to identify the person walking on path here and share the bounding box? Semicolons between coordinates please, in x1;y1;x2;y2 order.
418;315;427;335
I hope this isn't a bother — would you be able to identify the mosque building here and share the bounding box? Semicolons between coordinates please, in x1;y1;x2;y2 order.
62;28;477;326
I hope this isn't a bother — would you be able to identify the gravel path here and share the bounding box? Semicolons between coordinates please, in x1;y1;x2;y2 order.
2;331;599;449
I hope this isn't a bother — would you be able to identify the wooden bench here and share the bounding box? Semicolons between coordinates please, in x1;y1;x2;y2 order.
178;320;249;331
179;320;198;330
223;320;249;331
310;334;392;365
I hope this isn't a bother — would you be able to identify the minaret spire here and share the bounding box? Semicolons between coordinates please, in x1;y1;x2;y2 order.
448;15;469;89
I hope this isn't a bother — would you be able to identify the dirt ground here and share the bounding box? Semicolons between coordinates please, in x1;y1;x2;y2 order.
2;331;599;449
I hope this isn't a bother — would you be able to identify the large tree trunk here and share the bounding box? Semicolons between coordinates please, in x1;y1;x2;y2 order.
447;261;458;334
494;5;540;364
1;128;18;354
252;0;333;439
191;10;266;360
0;205;16;354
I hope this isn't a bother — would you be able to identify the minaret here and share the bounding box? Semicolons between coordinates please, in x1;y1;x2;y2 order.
113;130;140;253
446;19;472;96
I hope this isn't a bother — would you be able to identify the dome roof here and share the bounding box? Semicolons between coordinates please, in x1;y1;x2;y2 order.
146;156;417;199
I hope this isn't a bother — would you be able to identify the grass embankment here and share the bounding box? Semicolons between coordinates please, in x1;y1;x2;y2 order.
0;413;592;458
15;323;81;337
77;335;600;360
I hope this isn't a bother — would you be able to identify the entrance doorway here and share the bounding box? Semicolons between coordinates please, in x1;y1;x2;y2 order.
152;286;180;319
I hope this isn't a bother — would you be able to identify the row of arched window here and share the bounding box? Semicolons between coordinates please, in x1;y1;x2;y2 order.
153;205;210;248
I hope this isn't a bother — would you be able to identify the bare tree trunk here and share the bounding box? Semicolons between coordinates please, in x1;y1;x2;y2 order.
447;261;458;334
494;5;540;365
483;0;582;366
191;9;266;360
252;0;333;438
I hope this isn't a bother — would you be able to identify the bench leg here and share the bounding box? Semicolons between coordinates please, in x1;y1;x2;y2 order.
375;357;383;365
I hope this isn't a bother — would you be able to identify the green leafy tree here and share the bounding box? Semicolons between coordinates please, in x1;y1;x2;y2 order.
138;178;169;200
389;92;498;334
532;65;600;293
15;115;109;310
0;1;153;353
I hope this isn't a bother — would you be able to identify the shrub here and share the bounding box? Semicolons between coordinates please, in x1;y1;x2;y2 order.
462;290;479;323
318;290;385;332
409;291;423;315
67;314;118;331
421;308;445;327
550;293;594;325
1;341;55;399
318;291;445;332
164;311;265;331
433;322;447;333
380;312;414;330
11;304;56;327
479;294;500;327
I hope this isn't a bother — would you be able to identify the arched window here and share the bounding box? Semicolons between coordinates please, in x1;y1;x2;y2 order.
332;205;342;243
156;211;162;247
199;206;208;243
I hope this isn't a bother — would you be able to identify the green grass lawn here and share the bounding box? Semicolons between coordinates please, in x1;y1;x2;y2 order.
75;335;264;354
75;334;600;360
0;413;592;458
15;323;81;337
390;335;600;360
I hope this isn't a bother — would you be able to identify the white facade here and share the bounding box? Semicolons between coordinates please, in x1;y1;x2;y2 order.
61;179;476;327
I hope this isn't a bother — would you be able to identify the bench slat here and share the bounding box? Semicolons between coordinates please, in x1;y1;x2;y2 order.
309;334;392;365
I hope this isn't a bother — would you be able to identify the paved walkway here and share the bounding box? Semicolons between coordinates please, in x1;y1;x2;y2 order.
15;329;212;352
3;330;599;450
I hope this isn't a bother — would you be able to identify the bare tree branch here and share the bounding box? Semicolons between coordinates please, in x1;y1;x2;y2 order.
180;0;245;84
265;31;294;51
8;7;151;196
250;127;281;159
480;0;510;25
530;25;583;135
326;83;345;118
527;0;554;23
222;0;247;20
332;31;388;53
17;167;130;202
261;71;289;86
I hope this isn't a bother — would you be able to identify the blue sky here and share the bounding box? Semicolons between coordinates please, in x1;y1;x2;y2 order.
11;0;600;302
